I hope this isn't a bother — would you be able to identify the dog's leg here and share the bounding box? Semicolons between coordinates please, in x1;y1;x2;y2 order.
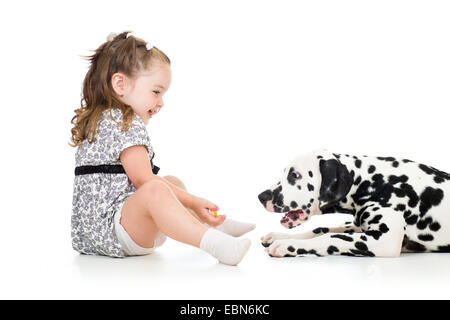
261;223;361;247
266;207;405;258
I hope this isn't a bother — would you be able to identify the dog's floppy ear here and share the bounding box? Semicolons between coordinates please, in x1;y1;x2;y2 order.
319;158;354;210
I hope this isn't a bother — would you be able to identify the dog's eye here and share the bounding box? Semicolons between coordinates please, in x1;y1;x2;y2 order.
289;171;302;180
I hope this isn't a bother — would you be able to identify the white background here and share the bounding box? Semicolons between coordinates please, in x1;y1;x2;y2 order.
1;0;450;299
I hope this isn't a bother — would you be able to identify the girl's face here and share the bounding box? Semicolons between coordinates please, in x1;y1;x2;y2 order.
117;61;172;125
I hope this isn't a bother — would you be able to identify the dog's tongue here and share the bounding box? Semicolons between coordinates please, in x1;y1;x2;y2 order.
280;210;307;228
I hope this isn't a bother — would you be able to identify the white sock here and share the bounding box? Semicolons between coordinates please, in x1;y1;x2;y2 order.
200;228;251;266
215;218;256;237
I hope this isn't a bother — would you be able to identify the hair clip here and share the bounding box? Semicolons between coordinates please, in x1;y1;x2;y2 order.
146;43;154;51
107;32;117;42
126;32;134;39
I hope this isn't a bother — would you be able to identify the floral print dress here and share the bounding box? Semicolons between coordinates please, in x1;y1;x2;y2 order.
71;108;158;258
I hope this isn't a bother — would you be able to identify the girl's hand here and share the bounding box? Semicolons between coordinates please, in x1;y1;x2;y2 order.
191;197;226;227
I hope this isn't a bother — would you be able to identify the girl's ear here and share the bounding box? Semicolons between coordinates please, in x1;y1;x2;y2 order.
111;72;128;97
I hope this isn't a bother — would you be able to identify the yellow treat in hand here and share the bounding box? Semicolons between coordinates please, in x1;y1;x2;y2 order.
211;210;218;217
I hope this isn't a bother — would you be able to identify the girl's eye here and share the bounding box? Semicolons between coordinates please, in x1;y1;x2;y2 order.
153;90;160;95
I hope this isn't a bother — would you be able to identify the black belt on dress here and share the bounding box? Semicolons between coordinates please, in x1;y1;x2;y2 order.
75;163;160;176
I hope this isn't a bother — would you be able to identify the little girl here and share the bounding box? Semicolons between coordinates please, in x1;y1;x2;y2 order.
69;31;255;266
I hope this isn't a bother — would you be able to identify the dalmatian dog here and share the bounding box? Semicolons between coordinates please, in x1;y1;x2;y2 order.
258;149;450;258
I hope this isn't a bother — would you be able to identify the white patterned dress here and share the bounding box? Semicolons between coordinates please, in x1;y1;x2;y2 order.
71;108;158;258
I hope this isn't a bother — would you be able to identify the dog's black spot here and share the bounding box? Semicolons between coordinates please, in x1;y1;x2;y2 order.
309;171;313;177
341;252;356;256
368;165;376;174
398;184;419;208
360;235;367;241
394;188;406;198
301;205;307;210
402;236;427;252
419;187;444;217
290;201;298;209
435;245;450;252
366;230;382;240
395;204;406;211
379;223;389;233
368;214;382;225
355;159;362;168
350;249;375;257
405;214;419;225
352;242;368;252
355;206;372;227
287;246;296;252
392;161;399;168
297;185;301;190
377;156;396;162
313;227;329;234
418;234;434;241
310;198;314;203
429;222;441;231
435;177;446;184
417;217;432;230
389;175;408;185
307;183;314;191
354;176;362;185
327;246;339;254
418;164;450;184
322;204;356;215
297;248;308;255
331;234;354;242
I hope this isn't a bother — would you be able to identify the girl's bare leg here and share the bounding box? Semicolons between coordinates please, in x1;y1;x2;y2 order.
120;177;251;265
120;179;208;248
162;175;204;222
163;175;256;237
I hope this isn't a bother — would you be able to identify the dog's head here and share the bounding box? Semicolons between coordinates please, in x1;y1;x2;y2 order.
258;150;354;229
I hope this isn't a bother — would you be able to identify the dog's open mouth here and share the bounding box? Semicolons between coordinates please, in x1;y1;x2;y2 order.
280;209;308;229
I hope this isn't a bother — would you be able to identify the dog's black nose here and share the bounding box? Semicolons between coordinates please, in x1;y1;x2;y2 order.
258;190;273;204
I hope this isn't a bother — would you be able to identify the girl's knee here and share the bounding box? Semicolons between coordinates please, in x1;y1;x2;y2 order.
141;180;171;198
164;175;186;190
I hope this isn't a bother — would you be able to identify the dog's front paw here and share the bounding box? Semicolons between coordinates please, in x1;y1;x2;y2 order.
266;240;297;257
261;232;292;248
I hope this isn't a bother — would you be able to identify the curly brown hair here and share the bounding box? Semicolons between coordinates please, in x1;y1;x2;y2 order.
69;31;170;147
